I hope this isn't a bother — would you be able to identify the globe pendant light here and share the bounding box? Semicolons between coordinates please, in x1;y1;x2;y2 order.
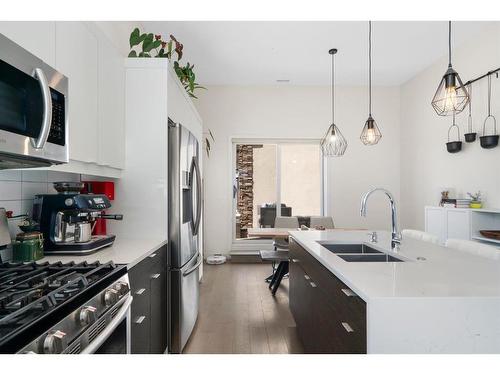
360;21;382;146
321;48;347;157
431;21;469;116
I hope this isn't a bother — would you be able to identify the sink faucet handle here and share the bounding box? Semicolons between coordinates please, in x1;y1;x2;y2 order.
367;231;378;243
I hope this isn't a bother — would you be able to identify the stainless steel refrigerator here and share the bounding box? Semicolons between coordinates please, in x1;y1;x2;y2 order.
168;120;202;353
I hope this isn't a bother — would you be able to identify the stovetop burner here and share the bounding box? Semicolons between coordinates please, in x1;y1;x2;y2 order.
0;261;125;352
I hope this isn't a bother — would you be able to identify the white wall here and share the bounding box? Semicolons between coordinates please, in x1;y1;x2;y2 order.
195;85;401;256
400;23;500;230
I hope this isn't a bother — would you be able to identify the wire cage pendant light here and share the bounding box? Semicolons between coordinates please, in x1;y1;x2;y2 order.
321;48;348;157
431;21;469;116
360;21;382;146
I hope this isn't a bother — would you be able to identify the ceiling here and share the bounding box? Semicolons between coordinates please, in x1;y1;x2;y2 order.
143;21;495;86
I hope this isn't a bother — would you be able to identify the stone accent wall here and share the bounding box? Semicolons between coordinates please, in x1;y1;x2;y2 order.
236;145;260;238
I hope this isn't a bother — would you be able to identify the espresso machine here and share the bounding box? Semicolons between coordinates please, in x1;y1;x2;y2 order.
32;182;123;254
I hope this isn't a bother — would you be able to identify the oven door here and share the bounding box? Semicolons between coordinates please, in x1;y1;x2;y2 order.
0;33;68;168
81;295;133;354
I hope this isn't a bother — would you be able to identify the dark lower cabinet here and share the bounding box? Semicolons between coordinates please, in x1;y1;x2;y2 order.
129;245;167;354
289;239;367;354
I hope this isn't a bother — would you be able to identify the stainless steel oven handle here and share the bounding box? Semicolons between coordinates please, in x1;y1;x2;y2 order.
31;68;52;149
80;295;133;354
183;254;202;277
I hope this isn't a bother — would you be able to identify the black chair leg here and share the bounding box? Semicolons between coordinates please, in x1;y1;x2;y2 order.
269;262;284;289
271;261;289;295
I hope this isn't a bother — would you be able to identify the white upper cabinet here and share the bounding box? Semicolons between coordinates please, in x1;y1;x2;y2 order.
0;22;56;66
55;22;99;164
97;34;125;169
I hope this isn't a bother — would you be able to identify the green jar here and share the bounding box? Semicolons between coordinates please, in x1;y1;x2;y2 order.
12;232;44;262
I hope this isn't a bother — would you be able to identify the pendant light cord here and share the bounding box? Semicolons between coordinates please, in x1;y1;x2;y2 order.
448;21;452;67
369;20;372;116
488;74;492;116
331;51;335;124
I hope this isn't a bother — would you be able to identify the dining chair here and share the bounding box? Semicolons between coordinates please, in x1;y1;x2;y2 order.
445;238;500;260
310;216;335;229
401;229;440;244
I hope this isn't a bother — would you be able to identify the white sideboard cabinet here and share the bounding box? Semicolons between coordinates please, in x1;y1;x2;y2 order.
425;206;500;246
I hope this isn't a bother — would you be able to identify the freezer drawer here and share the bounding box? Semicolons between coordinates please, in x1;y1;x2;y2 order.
169;253;201;353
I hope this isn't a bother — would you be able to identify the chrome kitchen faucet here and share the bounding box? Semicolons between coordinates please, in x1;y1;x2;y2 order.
360;188;401;249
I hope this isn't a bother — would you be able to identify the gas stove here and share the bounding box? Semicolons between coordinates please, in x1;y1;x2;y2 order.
0;261;131;354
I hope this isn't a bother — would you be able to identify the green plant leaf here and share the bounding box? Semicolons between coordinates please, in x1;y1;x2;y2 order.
128;50;137;57
143;39;154;52
129;28;140;48
152;40;162;49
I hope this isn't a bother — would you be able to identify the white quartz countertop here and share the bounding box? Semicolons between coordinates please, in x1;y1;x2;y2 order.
289;230;500;302
39;237;168;269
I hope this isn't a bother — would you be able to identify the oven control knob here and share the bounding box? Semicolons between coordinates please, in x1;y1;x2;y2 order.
114;281;130;296
43;330;67;354
103;288;119;306
79;305;97;325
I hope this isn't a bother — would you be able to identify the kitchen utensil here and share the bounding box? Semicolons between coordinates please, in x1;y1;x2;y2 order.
479;230;500;240
464;83;477;142
12;231;44;262
53;181;85;194
446;115;462;153
0;208;12;248
480;75;499;149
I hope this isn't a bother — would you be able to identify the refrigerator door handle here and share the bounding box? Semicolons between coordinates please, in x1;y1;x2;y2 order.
189;156;202;236
182;254;202;276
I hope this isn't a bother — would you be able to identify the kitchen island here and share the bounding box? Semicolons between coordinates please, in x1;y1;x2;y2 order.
289;230;500;354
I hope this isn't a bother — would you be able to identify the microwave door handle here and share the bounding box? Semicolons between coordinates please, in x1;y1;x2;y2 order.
31;68;52;149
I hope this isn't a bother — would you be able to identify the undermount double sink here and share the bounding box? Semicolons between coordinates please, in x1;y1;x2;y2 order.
319;243;404;263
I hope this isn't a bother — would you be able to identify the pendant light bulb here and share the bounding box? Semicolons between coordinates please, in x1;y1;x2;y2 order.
360;21;382;146
321;48;347;157
431;21;469;116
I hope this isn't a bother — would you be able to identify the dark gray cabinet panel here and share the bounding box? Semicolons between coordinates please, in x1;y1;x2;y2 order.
289;239;367;354
129;245;167;354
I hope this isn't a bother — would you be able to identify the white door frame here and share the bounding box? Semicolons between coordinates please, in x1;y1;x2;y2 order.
229;137;326;253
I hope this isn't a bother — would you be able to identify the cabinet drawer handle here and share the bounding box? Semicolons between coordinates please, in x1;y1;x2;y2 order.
303;274;310;280
135;288;146;295
151;273;161;279
134;316;146;325
148;252;157;258
341;288;357;297
309;281;317;288
341;322;354;333
291;258;299;263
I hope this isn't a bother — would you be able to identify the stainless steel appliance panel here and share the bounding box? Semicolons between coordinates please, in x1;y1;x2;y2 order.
168;123;201;269
0;33;68;168
169;253;201;353
168;120;202;353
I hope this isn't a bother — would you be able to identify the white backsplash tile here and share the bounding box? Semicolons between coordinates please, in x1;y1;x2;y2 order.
0;170;22;181
0;181;22;200
22;170;48;182
48;171;81;183
22;182;48;200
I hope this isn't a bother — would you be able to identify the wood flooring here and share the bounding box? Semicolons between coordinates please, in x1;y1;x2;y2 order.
183;262;304;354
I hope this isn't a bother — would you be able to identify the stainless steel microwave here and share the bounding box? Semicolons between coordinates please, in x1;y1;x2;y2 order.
0;33;68;169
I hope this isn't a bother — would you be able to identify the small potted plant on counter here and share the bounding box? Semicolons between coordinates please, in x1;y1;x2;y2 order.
468;191;483;209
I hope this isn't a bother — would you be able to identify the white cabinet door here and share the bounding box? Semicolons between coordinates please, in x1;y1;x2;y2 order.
0;22;56;66
98;35;125;169
55;22;99;164
446;209;471;240
425;207;446;244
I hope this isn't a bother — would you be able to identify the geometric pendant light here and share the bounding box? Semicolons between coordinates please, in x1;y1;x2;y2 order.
321;48;348;157
360;21;382;146
431;21;469;116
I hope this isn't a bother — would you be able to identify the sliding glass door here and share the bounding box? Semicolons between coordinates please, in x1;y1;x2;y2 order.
232;140;323;241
